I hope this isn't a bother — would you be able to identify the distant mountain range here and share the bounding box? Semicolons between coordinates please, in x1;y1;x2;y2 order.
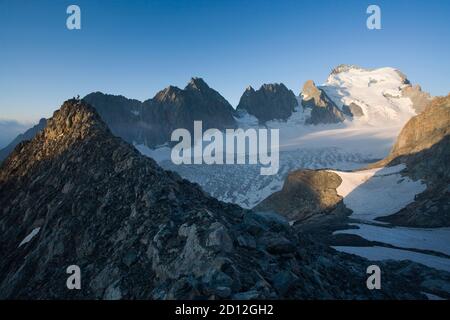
0;65;431;162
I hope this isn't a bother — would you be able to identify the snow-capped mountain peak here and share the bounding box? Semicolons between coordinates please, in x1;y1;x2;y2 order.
321;66;427;125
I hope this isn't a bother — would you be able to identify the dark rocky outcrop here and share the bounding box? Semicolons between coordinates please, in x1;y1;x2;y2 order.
255;170;345;222
342;102;364;117
236;83;298;123
82;92;143;144
143;77;237;144
0;118;47;163
301;80;345;125
0;99;438;299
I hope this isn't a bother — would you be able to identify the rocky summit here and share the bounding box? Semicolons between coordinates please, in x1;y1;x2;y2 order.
236;83;298;123
147;77;237;141
83;77;237;148
301;80;345;124
0;99;437;299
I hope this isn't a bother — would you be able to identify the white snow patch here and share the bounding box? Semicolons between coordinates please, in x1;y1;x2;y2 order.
322;66;417;125
329;164;426;221
423;292;445;300
334;224;450;256
332;245;450;272
263;104;404;158
18;227;40;248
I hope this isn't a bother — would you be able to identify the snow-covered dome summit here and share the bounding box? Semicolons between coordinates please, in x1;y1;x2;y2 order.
321;65;429;125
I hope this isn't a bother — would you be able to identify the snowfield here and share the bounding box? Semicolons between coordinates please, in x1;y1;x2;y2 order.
329;164;426;221
322;66;416;125
330;165;449;275
332;246;450;273
334;224;450;256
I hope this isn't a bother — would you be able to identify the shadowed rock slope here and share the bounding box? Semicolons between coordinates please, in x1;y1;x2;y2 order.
375;94;450;227
301;80;345;124
84;78;237;148
236;83;298;123
0;99;436;299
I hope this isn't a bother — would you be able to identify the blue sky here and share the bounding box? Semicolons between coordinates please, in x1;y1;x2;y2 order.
1;0;449;122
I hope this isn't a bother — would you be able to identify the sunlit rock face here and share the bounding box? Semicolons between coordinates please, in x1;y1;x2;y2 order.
301;80;345;125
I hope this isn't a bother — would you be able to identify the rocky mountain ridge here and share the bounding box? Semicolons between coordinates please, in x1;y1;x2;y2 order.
301;80;345;124
0;99;441;299
0;66;431;163
236;83;298;123
83;77;237;148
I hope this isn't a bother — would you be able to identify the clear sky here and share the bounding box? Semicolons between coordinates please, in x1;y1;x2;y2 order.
1;0;449;122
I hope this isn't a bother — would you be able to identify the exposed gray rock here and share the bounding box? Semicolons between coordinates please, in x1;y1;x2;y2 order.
232;290;261;300
342;102;364;117
145;77;237;144
82;92;143;144
265;237;295;254
256;170;344;222
330;64;367;75
207;223;234;253
301;80;345;124
84;78;237;148
236;83;298;123
272;271;297;295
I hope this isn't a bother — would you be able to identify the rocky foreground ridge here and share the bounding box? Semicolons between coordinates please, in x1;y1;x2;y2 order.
0;99;444;299
84;77;237;148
